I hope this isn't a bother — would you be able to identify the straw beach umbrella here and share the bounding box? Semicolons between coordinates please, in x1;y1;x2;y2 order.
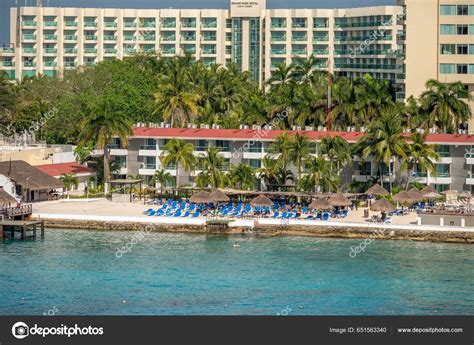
328;193;352;207
250;194;274;207
0;187;16;207
309;198;333;210
210;189;230;203
423;191;443;199
370;198;396;213
365;183;389;197
392;190;417;204
190;191;213;204
408;188;424;202
420;185;437;195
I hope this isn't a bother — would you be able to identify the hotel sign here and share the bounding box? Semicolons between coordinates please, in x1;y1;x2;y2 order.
231;0;266;17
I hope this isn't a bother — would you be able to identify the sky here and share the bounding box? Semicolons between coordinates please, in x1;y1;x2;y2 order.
0;0;395;44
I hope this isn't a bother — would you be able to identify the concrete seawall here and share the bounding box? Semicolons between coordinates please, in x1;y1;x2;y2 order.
35;217;474;244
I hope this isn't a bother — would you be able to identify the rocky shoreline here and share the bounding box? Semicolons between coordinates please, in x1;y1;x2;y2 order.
36;218;474;244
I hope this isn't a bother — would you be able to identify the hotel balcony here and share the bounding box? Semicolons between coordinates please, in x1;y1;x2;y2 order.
466;175;474;185
466;156;474;165
430;175;452;184
435;157;453;164
243;151;264;159
411;173;428;184
138;145;158;156
109;148;128;156
138;168;156;176
352;172;372;183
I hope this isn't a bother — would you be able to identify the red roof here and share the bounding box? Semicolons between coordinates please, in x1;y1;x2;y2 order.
132;127;474;144
35;163;95;177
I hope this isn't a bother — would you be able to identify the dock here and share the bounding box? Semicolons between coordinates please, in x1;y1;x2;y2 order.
0;220;45;240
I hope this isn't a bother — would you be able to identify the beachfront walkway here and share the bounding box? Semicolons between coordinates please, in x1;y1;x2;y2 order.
33;199;418;225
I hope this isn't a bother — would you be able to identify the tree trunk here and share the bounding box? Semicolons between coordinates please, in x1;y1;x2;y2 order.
175;163;179;194
104;145;110;194
388;159;393;194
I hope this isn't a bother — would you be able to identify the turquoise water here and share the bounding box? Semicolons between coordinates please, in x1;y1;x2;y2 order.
0;229;473;315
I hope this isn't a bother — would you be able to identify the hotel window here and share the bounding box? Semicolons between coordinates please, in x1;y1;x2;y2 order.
202;44;216;54
457;25;468;35
145;156;156;169
435;164;450;177
112;156;127;168
457;64;468;74
292;18;307;28
162;18;176;28
226;32;232;42
440;24;455;35
313;17;328;28
226;19;232;28
181;17;196;28
469;64;474;74
457;5;469;15
202;17;217;28
470;45;474;54
435;145;450;157
182;31;196;41
202;57;216;66
440;5;456;15
181;44;195;54
271;31;286;41
271;18;286;28
202;31;216;41
215;140;230;152
225;45;231;54
440;44;455;55
248;159;261;169
457;44;468;55
470;5;474;15
141;138;156;150
440;63;455;74
247;141;262;153
196;140;209;151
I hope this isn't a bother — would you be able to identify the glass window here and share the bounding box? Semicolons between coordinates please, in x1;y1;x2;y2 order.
433;184;450;193
313;17;328;28
440;44;456;54
457;64;468;74
292;18;307;28
215;140;230;152
440;5;456;15
247;141;262;153
470;5;474;15
457;5;469;15
145;156;156;169
196;140;208;151
249;159;261;169
435;164;450;177
469;64;474;74
440;63;455;74
435;145;450;157
457;44;468;54
271;18;286;28
457;25;468;35
469;45;474;55
440;24;455;35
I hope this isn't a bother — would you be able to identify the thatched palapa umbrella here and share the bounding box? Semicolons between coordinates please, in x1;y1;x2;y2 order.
250;194;274;207
408;187;424;202
370;198;396;213
392;191;417;204
309;198;333;210
328;193;352;207
0;187;16;207
190;191;213;204
210;189;230;203
423;191;443;199
366;183;389;196
420;185;437;195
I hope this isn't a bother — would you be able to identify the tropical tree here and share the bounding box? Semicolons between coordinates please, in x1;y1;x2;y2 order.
154;60;200;127
256;156;293;191
419;79;471;133
318;135;352;173
195;147;229;188
288;133;312;188
160;139;197;189
151;168;174;196
268;132;292;170
359;108;409;193
78;105;132;194
229;163;255;190
300;155;338;192
60;173;79;198
400;132;440;189
354;74;393;125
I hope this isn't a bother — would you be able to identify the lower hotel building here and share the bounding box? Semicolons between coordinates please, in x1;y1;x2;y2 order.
106;125;474;194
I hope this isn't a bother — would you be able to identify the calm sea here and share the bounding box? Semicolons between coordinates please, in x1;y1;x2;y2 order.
0;229;472;315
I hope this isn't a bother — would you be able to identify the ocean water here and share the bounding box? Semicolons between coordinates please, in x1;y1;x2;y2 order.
0;229;472;315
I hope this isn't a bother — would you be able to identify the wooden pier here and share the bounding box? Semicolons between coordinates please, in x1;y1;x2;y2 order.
0;220;45;240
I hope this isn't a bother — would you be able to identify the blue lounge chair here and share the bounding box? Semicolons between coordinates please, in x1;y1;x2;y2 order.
192;211;200;217
323;213;329;221
182;211;190;217
272;212;279;218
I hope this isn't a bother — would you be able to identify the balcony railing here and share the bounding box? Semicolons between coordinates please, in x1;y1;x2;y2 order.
139;145;156;150
162;36;176;41
0;61;15;67
85;35;97;40
64;62;77;67
64;48;78;54
105;22;118;28
84;48;97;54
64;35;77;40
23;48;36;54
104;35;117;41
44;61;57;67
23;62;36;67
104;48;117;54
44;21;57;27
22;21;37;27
23;35;37;40
313;49;328;55
84;22;98;27
313;36;329;42
334;63;400;70
44;35;58;40
124;22;137;28
271;49;286;55
44;48;57;53
65;21;78;27
124;35;137;41
140;22;156;28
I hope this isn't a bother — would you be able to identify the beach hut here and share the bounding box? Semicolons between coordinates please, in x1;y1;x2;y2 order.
408;188;424;201
420;185;437;195
328;193;352;207
309;198;333;210
250;195;274;207
210;189;230;203
190;191;213;204
422;191;443;200
366;184;389;196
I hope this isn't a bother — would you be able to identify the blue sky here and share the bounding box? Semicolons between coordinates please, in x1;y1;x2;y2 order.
0;0;395;44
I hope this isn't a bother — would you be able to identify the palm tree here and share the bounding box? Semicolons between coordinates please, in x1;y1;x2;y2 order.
420;79;471;133
78;107;132;194
300;155;338;192
60;173;79;199
354;75;393;125
288;133;312;188
400;132;440;189
318;135;352;172
266;63;294;91
359;108;409;193
195;147;228;188
151;168;173;196
268;132;292;170
229;163;255;190
160;139;197;190
331;78;357;129
154;61;200;127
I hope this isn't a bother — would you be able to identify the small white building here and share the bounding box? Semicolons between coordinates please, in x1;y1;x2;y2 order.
36;162;96;193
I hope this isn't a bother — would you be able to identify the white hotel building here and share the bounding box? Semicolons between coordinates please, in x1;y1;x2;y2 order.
0;0;406;98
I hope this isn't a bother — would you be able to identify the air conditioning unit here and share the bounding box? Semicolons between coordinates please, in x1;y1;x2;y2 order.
263;125;270;131
160;122;165;128
243;125;249;129
187;123;193;128
239;124;245;129
347;127;351;132
317;126;323;131
305;126;314;131
295;126;302;131
322;127;327;132
351;127;356;132
164;123;170;128
252;125;258;130
200;124;207;129
212;124;218;129
192;123;197;129
360;127;366;132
